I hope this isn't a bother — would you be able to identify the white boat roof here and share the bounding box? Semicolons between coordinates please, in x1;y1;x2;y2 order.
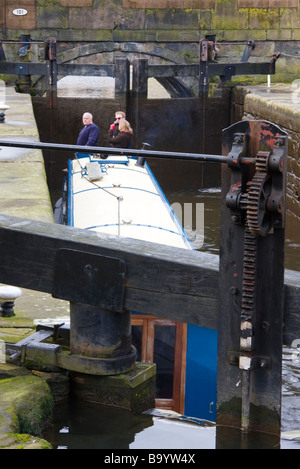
68;154;192;250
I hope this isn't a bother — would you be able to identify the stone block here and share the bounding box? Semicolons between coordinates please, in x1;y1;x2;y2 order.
122;0;215;7
70;362;156;413
0;371;53;448
60;0;93;5
199;10;213;29
267;29;292;41
37;4;69;29
5;0;36;30
0;2;4;28
212;4;248;30
145;9;200;30
112;30;157;42
156;30;200;42
280;8;300;29
57;28;112;42
249;8;280;30
292;29;300;40
222;29;264;42
238;0;297;5
238;0;269;6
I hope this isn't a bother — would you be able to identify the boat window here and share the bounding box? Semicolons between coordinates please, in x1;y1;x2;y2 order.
131;315;186;413
132;325;143;362
153;325;175;399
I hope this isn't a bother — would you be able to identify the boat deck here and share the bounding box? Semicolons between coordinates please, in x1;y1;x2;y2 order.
68;153;192;250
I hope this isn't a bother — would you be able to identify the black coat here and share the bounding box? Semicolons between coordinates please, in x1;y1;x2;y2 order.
108;130;133;149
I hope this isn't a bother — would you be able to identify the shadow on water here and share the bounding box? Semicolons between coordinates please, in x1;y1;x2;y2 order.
42;399;300;449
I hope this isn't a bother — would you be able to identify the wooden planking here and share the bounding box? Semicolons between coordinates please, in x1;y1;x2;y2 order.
0;214;219;328
0;61;276;81
0;213;299;343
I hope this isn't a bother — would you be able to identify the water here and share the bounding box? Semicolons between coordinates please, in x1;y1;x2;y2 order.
42;402;216;450
167;187;300;270
42;400;299;450
43;188;300;450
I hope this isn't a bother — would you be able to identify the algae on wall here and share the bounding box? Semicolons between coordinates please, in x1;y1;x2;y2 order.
2;0;300;84
0;368;53;449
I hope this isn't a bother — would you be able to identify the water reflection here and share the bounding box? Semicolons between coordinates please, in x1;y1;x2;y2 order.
43;400;153;449
167;188;300;270
43;400;216;450
42;400;300;449
167;188;221;255
282;347;300;432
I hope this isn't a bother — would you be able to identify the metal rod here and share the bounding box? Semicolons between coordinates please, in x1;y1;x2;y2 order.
0;139;228;163
0;41;44;45
241;369;251;432
117;196;123;237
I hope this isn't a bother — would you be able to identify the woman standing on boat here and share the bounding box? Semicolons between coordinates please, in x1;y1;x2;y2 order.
108;119;133;149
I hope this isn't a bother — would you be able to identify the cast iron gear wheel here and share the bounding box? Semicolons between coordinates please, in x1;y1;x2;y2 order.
246;171;272;237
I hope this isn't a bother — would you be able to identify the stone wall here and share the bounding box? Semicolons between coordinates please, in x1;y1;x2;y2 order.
2;1;300;82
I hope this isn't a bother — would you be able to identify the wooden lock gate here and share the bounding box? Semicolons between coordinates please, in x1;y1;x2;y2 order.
0;119;290;437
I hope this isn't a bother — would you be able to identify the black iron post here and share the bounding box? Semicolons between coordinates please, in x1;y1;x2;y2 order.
44;37;58;108
199;39;209;94
217;120;288;438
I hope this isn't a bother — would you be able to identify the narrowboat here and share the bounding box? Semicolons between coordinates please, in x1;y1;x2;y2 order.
65;152;218;422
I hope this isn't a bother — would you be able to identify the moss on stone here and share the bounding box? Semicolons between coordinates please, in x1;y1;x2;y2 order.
0;371;54;449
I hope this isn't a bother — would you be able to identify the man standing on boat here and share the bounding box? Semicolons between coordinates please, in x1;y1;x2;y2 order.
77;112;100;147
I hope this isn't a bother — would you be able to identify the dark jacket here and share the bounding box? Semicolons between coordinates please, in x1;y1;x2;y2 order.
108;130;133;149
77;122;100;146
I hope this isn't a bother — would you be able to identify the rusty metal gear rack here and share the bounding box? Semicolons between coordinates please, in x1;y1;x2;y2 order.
219;120;287;435
0;119;290;439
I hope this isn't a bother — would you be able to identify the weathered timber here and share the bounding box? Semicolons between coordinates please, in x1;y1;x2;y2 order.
0;213;299;343
58;63;115;77
0;62;276;79
0;214;218;328
217;120;288;436
207;61;276;78
0;62;275;78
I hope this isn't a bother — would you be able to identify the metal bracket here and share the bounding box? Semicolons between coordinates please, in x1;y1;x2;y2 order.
52;249;126;312
225;130;287;232
15;64;29;75
6;324;136;375
228;351;272;371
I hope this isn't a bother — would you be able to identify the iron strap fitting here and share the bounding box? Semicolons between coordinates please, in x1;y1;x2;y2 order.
52;248;126;312
228;351;272;371
6;325;137;375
